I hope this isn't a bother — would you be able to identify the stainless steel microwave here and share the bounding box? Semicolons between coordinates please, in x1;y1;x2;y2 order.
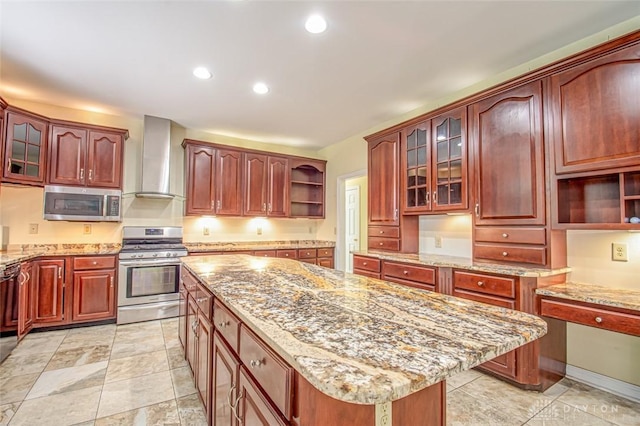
43;185;122;222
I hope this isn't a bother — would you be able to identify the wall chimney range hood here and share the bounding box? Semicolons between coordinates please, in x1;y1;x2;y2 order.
135;115;175;199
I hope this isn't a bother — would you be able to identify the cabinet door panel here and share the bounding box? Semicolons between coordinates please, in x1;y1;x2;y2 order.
48;126;86;186
88;131;122;188
17;264;34;340
238;368;288;426
244;153;267;216
368;135;399;225
186;297;198;376
471;81;545;225
216;149;243;215
3;112;47;184
402;122;431;213
33;260;65;324
185;144;216;215
212;333;239;426
197;312;212;418
549;44;640;174
72;270;115;322
267;156;289;217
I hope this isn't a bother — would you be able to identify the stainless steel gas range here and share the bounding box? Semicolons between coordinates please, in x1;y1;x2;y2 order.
117;226;187;324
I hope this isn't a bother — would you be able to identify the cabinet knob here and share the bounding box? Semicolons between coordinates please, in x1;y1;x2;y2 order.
363;262;367;266
502;233;508;238
379;242;384;246
403;270;409;275
477;281;484;287
306;252;310;255
502;252;508;257
595;316;603;324
250;359;263;368
218;320;229;328
379;230;384;234
92;261;97;265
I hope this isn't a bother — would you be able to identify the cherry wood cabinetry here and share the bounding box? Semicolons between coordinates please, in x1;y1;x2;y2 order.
212;332;240;426
366;133;418;252
244;154;289;217
33;259;66;325
71;256;116;322
382;261;436;292
2;110;48;185
402;107;468;214
183;141;243;216
17;262;34;340
190;247;336;269
48;123;125;188
352;254;381;279
290;158;326;218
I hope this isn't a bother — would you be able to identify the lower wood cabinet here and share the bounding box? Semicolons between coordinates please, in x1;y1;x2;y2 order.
212;332;240;426
33;259;66;325
196;310;213;419
238;367;288;426
383;261;436;292
17;262;34;340
72;269;115;322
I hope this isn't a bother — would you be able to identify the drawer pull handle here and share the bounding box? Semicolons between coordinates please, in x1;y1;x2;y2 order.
502;233;508;238
477;281;484;287
227;384;236;408
232;394;243;422
250;359;263;368
502;252;508;257
595;317;603;324
218;320;229;328
403;270;409;275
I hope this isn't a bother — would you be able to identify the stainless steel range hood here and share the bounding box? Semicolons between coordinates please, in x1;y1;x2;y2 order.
135;115;175;199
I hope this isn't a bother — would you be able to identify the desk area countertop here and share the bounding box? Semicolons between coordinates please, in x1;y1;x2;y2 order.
536;282;640;313
181;254;547;405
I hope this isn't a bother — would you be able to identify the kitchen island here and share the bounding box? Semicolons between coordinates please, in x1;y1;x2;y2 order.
181;254;548;425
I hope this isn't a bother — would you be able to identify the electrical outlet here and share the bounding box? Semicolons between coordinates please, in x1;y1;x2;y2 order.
612;243;628;262
83;224;92;235
28;223;38;234
374;402;391;426
203;226;210;236
435;235;443;248
257;226;262;235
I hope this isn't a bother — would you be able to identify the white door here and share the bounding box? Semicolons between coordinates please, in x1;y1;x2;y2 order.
345;186;360;273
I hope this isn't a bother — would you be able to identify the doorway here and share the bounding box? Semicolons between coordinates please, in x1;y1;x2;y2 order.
336;170;366;272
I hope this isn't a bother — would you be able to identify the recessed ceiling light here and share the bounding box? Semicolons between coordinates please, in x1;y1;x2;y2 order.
193;67;212;79
253;82;269;94
305;14;327;34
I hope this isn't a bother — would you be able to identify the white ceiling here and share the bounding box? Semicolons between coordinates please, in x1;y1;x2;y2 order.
1;1;638;149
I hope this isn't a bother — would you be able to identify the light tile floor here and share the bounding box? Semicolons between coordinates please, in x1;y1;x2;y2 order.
0;319;638;425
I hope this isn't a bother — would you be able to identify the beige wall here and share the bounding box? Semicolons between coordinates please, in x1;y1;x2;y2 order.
0;98;322;245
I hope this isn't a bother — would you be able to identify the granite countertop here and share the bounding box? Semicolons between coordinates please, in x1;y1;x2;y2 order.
352;250;571;278
185;240;335;253
182;254;547;405
536;282;640;313
0;244;121;271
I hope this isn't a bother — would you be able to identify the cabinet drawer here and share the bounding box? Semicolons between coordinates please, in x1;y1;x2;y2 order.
368;226;400;238
297;249;317;259
353;269;381;280
474;244;546;266
475;227;546;245
181;269;198;293
353;256;380;273
454;271;516;299
368;237;400;251
239;325;293;420
213;299;241;353
254;250;276;258
195;283;213;319
317;248;334;258
453;290;515;309
384;262;435;285
386;276;435;292
73;256;116;270
299;258;316;265
539;299;640;336
276;250;298;259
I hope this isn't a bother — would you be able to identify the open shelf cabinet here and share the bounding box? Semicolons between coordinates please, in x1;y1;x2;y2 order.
290;159;326;218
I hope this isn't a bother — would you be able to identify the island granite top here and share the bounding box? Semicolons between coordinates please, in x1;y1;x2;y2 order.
181;254;547;405
536;282;640;313
352;250;571;277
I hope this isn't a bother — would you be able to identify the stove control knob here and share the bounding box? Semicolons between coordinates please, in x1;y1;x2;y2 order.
152;253;158;258
172;253;178;257
137;254;144;258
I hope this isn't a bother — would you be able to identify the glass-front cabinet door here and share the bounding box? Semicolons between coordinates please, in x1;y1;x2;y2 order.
3;112;48;185
403;121;430;212
431;107;467;211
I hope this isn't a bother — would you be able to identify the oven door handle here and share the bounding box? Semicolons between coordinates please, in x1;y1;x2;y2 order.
118;260;182;268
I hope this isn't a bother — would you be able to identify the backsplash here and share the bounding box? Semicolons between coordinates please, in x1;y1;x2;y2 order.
418;215;473;258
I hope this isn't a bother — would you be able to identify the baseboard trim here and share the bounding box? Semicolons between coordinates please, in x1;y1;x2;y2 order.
566;365;640;403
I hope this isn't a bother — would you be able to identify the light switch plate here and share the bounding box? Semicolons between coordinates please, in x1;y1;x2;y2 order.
435;236;443;248
612;243;628;262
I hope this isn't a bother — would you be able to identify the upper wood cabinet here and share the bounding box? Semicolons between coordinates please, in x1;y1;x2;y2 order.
368;133;399;226
48;124;124;188
548;42;640;175
244;153;289;217
401;107;468;214
470;80;546;226
290;158;326;218
2;110;48;185
184;141;243;216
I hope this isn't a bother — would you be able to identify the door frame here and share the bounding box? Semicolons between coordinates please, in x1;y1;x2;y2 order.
335;169;366;272
344;185;361;273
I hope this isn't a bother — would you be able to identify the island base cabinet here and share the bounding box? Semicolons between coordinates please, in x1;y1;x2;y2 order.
292;374;445;426
212;333;240;426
